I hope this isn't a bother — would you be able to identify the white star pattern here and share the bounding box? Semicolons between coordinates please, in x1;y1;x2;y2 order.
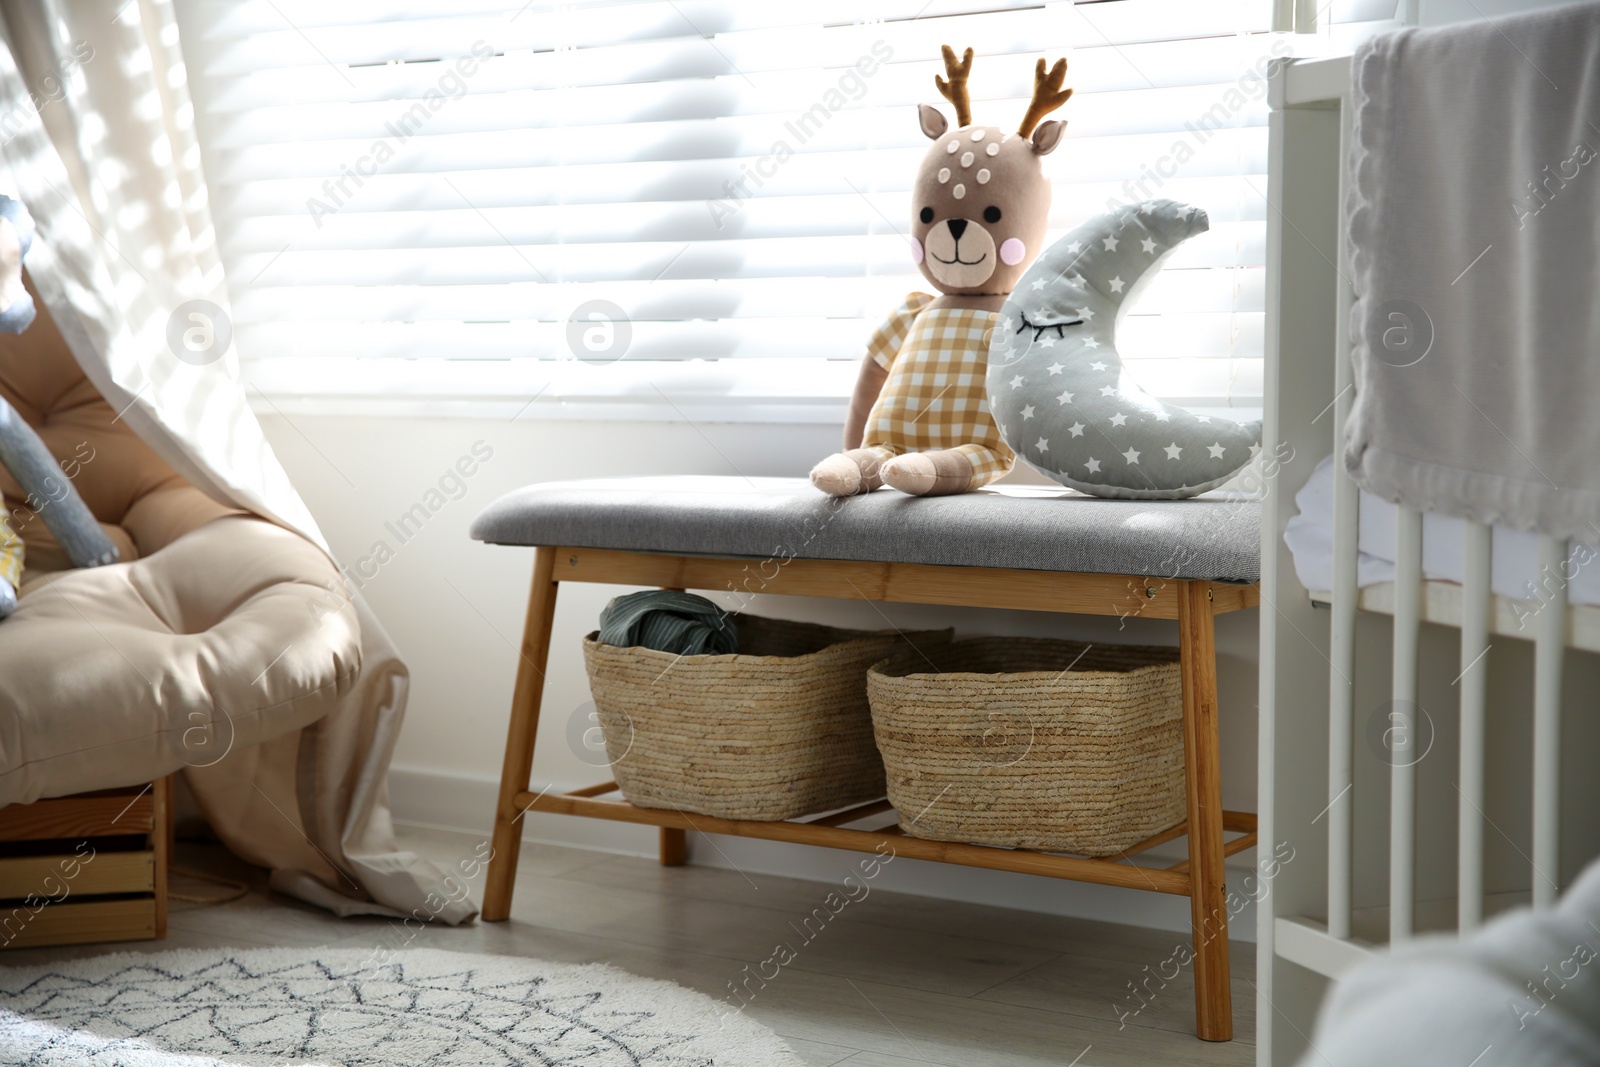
1154;411;1172;422
1122;447;1141;465
1080;307;1095;321
1066;241;1082;254
1047;363;1063;375
1056;390;1074;405
1084;457;1101;474
1068;421;1085;437
1164;443;1183;459
1082;337;1100;349
1102;235;1119;251
1021;405;1035;420
1141;237;1157;253
1089;361;1107;371
1139;201;1157;215
1194;415;1212;423
1109;412;1128;426
1038;336;1056;348
1010;375;1024;389
1107;276;1125;293
1035;437;1049;453
1207;442;1226;459
1098;385;1117;397
1031;277;1047;290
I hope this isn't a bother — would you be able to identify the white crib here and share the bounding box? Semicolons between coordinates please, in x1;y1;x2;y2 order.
1259;55;1600;1066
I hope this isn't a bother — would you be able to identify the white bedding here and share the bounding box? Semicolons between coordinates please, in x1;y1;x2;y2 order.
1285;456;1600;608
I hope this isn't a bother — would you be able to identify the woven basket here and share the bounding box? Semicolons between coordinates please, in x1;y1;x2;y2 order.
583;615;951;821
866;637;1185;856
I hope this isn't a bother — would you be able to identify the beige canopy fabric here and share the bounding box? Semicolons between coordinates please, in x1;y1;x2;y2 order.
0;0;474;925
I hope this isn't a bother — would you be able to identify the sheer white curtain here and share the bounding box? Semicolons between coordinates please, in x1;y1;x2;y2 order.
0;0;471;923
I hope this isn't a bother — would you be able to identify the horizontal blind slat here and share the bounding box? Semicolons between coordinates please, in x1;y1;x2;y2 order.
194;3;1270;77
201;129;1267;189
228;269;1265;323
217;191;1268;255
191;0;1266;45
224;223;1267;286
233;312;1261;363
196;34;1282;111
215;174;1266;223
201;84;1271;149
204;124;1269;182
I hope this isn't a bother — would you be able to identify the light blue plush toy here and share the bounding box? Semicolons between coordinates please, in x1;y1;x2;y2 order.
0;195;118;618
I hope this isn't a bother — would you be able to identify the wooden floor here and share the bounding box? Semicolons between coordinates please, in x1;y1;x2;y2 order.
2;826;1255;1067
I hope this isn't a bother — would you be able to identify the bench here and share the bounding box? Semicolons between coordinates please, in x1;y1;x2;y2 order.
470;476;1261;1041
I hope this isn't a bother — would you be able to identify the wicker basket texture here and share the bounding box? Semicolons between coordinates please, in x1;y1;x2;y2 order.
583;614;952;820
866;637;1185;856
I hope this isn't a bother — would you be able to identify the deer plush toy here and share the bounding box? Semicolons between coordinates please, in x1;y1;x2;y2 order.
810;47;1070;497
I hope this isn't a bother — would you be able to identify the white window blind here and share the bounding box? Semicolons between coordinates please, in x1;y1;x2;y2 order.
178;0;1291;415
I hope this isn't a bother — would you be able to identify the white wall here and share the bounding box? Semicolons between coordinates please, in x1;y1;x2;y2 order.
257;410;1262;939
1417;0;1577;23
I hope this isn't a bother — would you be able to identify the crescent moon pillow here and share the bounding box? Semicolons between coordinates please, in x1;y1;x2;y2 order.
986;199;1261;500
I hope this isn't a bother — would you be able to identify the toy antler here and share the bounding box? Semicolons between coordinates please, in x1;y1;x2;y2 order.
934;45;974;128
1018;57;1072;137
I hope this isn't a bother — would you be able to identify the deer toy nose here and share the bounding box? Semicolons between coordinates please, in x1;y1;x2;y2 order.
946;218;968;240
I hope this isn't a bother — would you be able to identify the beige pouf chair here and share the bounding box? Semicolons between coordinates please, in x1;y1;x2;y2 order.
0;283;360;947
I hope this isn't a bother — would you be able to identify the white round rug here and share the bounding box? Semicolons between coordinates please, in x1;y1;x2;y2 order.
0;946;801;1065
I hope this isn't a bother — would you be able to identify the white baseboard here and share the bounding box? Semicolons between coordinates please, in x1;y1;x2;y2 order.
387;765;660;857
388;764;1259;943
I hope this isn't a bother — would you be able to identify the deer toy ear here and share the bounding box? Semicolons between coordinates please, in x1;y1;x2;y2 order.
918;104;948;140
1030;119;1065;155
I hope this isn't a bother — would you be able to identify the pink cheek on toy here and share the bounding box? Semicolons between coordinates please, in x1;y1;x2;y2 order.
999;238;1026;266
910;238;924;266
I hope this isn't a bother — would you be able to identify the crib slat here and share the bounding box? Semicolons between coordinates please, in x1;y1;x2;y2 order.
1390;506;1422;942
1326;369;1358;943
1458;522;1491;931
1532;535;1567;909
1325;93;1359;945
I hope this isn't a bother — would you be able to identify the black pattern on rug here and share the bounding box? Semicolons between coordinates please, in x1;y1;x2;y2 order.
0;947;799;1065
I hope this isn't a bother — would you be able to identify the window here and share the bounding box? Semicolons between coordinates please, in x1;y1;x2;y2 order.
177;1;1392;419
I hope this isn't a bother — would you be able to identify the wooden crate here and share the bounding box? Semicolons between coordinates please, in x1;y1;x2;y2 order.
0;778;169;950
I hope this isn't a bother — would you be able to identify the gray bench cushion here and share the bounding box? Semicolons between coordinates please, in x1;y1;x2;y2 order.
471;477;1260;582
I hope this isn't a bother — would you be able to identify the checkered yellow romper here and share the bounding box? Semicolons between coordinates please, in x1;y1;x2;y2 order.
860;292;1015;488
0;511;21;596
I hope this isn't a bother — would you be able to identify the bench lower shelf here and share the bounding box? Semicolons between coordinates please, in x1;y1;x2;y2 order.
484;545;1260;1041
521;784;1257;898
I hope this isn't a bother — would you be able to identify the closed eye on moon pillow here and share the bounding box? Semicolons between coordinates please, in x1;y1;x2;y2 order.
985;199;1261;500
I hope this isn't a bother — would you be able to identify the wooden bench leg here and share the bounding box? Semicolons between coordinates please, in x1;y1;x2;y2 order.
153;776;171;939
660;828;688;866
483;547;561;922
653;586;691;869
1179;580;1232;1041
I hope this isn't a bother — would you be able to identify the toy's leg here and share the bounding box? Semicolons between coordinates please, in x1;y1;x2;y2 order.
0;398;116;568
879;449;972;495
810;446;895;497
881;444;1011;496
953;444;1013;489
